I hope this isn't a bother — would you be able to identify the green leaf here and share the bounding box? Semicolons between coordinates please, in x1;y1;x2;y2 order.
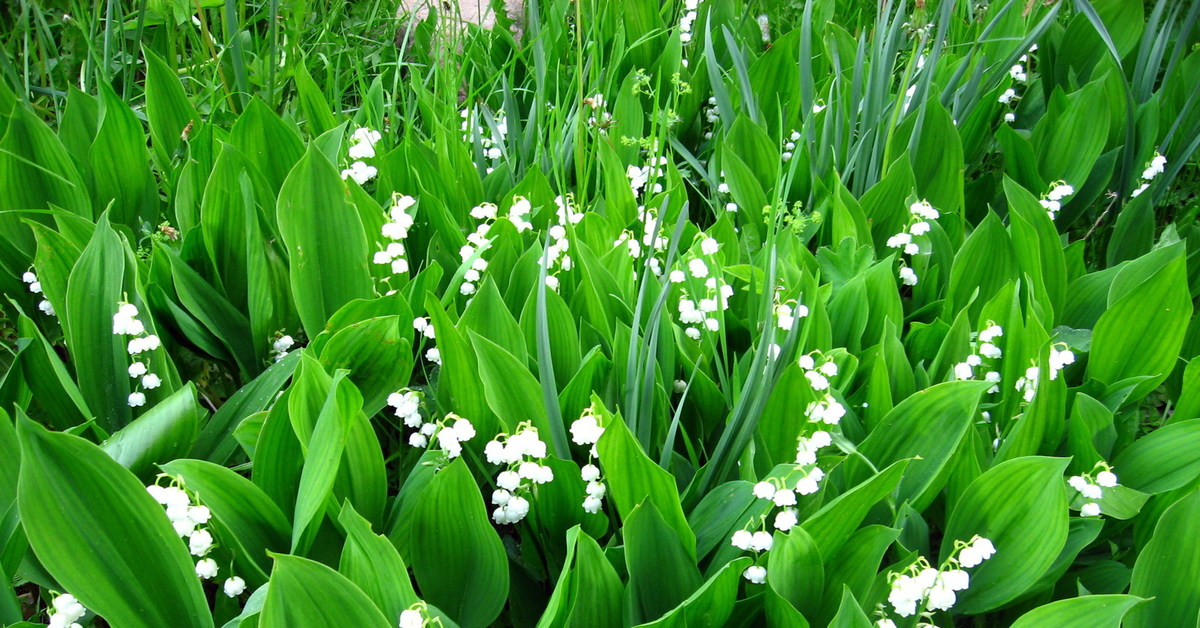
942;456;1071;613
537;527;624;628
192;351;300;464
596;401;696;558
63;213;130;431
0;106;91;216
625;499;704;624
143;47;198;164
259;554;390;628
408;459;508;628
852;381;987;509
1009;595;1145;628
291;370;359;553
89;83;158;226
767;528;824;619
17;416;212;628
1126;488;1200;627
1089;243;1192;398
635;556;752;628
160;458;292;587
338;503;419;625
276;146;373;339
1113;419;1200;494
101;383;202;481
469;330;566;457
317;316;413;416
803;460;907;560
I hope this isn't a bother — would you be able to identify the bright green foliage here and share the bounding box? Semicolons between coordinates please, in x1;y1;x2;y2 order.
1;0;1199;627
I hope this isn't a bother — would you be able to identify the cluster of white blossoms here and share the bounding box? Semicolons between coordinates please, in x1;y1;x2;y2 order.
485;424;554;524
113;302;162;408
1131;152;1168;198
773;291;810;332
398;603;435;628
799;352;846;425
460;107;508;173
616;204;673;280
627;156;667;201
679;0;700;44
22;270;55;316
412;316;441;365
1039;181;1075;220
716;170;739;212
999;44;1036;124
781;129;800;162
410;408;476;459
458;202;501;296
670;244;734;340
269;334;295;362
1014;342;1075;403
1069;462;1119;517
952;323;1004;394
881;536;995;624
539;195;584;291
701;97;720;141
340;127;381;185
374;194;417;290
146;480;243;596
731;430;834;584
890;200;939;286
570;406;608;513
45;592;87;628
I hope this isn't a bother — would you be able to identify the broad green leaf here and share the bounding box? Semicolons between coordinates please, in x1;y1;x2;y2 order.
409;459;508;628
803;460;907;560
767;528;823;619
89;83;158;227
1090;243;1191;398
276;146;373;339
469;330;565;457
161;459;292;587
17;417;212;628
0;106;91;216
537;526;622;628
942;456;1071;613
625;499;703;624
101;383;202;481
259;554;389;628
291;370;359;553
1126;488;1200;627
318;316;413;416
635;556;752;628
1009;595;1145;628
853;381;986;509
596;401;695;558
192;351;300;464
63;213;130;431
338;503;419;624
1113;419;1200;494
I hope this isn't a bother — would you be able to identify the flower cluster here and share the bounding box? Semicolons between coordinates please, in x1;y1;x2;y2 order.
584;94;614;133
670;240;733;340
882;536;995;622
952;323;1003;394
890;200;939;286
414;410;475;458
485;424;554;524
113;302;162;408
773;291;809;331
730;430;834;583
716;170;738;212
460;107;508;173
341;127;381;185
1000;45;1036;124
570;406;608;513
1039;181;1075;220
46;592;88;628
1132;152;1168;198
627;156;667;201
702;97;719;141
398;603;436;628
679;0;700;44
270;334;295;362
1068;462;1119;517
412;317;441;365
799;352;846;425
374;194;417;290
539;195;583;290
781;129;800;162
458;202;501;296
1014;342;1074;403
145;479;242;596
22;270;55;316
